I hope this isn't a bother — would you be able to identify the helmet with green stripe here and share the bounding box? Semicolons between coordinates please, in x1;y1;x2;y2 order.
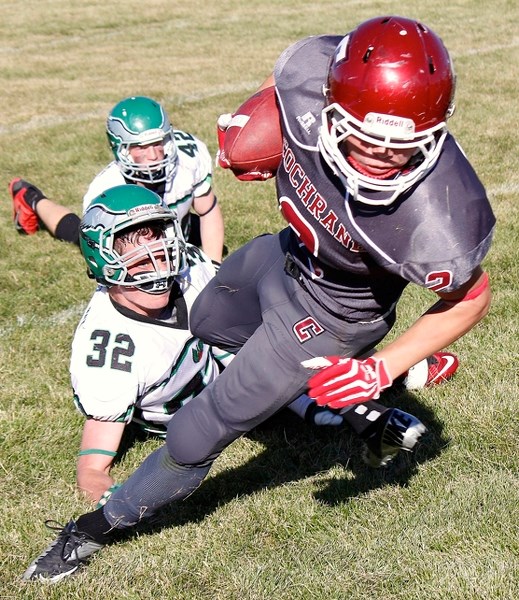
80;185;186;294
107;96;178;184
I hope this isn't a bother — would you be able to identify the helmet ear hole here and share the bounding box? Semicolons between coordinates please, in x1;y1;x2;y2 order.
86;256;97;271
362;46;374;63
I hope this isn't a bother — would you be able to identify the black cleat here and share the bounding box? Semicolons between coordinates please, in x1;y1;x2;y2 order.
22;520;104;582
363;408;426;467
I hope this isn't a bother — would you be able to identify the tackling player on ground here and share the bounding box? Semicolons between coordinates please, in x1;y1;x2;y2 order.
23;16;494;582
64;185;342;507
9;95;225;263
69;184;226;505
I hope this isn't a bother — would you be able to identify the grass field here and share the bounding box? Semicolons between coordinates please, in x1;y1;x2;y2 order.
1;1;518;598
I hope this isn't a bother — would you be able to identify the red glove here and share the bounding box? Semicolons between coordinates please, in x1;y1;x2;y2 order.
232;168;275;182
302;356;393;409
216;113;233;170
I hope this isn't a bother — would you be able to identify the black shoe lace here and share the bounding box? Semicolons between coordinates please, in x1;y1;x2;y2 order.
42;520;90;565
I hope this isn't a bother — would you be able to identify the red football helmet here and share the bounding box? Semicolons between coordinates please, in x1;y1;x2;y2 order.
319;16;456;205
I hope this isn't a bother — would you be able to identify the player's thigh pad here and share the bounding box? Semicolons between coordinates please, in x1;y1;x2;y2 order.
191;233;285;352
167;318;311;466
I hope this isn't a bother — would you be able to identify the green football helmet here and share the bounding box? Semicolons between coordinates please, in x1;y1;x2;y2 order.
80;185;186;293
106;96;178;184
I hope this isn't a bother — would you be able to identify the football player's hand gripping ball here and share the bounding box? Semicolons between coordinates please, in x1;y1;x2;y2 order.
216;113;233;169
215;87;282;181
302;356;393;409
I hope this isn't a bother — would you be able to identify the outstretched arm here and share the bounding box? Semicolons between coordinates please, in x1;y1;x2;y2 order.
376;267;490;379
305;268;491;409
76;419;126;504
193;188;225;263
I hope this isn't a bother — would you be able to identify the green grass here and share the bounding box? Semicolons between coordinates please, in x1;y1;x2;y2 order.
1;1;518;598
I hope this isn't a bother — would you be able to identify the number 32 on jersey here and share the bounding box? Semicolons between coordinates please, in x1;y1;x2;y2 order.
86;329;135;373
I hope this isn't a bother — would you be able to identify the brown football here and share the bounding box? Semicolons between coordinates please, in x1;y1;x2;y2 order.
223;86;282;175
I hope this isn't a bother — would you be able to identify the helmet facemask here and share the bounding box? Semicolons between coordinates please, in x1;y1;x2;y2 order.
318;16;456;206
106;96;179;185
80;184;187;294
319;103;449;206
115;133;178;185
102;219;186;295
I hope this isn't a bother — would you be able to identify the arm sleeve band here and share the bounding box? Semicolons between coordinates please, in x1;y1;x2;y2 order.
196;195;218;217
78;448;118;457
459;272;489;302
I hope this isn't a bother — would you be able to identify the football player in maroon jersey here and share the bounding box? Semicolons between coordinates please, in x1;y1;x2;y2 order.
23;17;494;582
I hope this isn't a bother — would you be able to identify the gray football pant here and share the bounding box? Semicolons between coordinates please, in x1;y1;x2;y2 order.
104;231;393;528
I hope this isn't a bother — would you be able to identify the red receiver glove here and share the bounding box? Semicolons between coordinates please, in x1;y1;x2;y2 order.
302;356;393;410
216;113;233;170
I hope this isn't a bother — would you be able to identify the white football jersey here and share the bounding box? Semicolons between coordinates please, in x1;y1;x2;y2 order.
82;129;213;222
71;247;224;435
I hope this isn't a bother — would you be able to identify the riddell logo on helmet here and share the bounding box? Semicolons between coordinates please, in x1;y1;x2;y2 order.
137;129;164;144
363;113;415;138
128;204;163;216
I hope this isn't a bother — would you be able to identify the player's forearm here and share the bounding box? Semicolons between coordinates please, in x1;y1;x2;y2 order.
77;467;115;505
200;207;225;263
376;287;491;380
